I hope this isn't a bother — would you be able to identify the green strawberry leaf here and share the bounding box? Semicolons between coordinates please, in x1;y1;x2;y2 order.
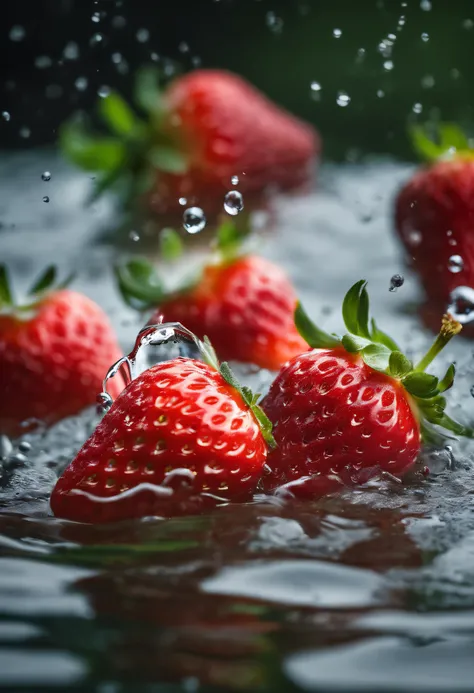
60;118;126;171
115;258;164;309
341;334;371;353
389;351;413;378
200;335;221;372
147;146;188;174
371;318;400;351
403;372;439;398
98;91;141;137
438;363;456;393
160;228;183;261
28;266;57;295
434;412;474;438
215;219;245;262
342;280;372;339
361;343;392;372
134;66;164;115
0;265;13;307
294;303;340;349
250;404;276;449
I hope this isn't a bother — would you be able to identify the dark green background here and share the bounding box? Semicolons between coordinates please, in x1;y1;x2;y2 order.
2;0;474;159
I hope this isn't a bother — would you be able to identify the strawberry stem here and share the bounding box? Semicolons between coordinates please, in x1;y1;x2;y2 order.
414;313;462;373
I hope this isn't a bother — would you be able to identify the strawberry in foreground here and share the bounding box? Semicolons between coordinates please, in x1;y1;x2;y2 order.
60;68;319;218
50;328;274;523
395;123;474;314
116;224;308;371
0;266;123;437
262;280;472;494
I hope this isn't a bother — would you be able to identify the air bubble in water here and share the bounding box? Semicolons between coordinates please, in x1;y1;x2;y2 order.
41;171;51;182
9;26;25;42
447;286;474;324
2;112;10;122
336;91;351;107
389;274;404;292
224;190;244;216
448;255;464;273
183;207;206;234
43;196;50;203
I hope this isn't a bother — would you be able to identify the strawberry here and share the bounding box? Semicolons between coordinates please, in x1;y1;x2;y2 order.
50;326;274;523
262;280;471;493
115;225;308;371
60;68;318;219
0;267;123;437
395;124;474;316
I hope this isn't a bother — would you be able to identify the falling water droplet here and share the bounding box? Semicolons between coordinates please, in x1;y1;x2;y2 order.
2;111;11;122
63;41;79;60
336;91;351;107
389;274;405;292
333;28;342;38
90;33;103;46
183;207;206;234
41;171;51;182
178;197;187;206
231;175;239;186
42;196;50;203
136;28;150;42
18;441;31;454
421;32;429;42
98;85;111;98
97;392;113;414
224;190;244;216
9;25;25;42
421;0;432;10
75;77;88;91
448;255;464;273
447;286;474;324
129;230;140;242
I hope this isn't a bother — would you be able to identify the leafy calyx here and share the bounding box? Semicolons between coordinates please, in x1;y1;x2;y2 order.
59;67;187;210
409;122;474;163
294;280;472;441
0;266;74;318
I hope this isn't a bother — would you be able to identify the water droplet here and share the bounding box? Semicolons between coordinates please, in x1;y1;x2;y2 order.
336;91;351;107
2;111;11;122
383;60;394;71
42;196;50;203
178;41;190;53
18;441;31;454
35;55;52;69
448;286;474;324
129;230;139;242
41;171;51;182
97;392;113;414
420;0;432;10
266;11;283;33
389;274;404;292
183;207;206;234
0;435;13;461
90;33;103;46
407;229;422;246
463;18;474;30
224;190;244;216
75;77;88;92
412;102;423;114
111;52;122;64
178;197;187;206
63;41;79;60
421;74;435;89
9;25;25;42
91;11;101;23
333;28;342;38
112;15;126;29
19;127;31;139
421;32;429;42
377;89;385;98
231;175;239;186
136;28;150;42
98;85;111;98
448;255;464;273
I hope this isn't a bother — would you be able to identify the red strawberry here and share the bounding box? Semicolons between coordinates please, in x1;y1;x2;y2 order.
50;328;273;523
395;124;474;314
262;280;471;494
116;232;308;371
60;68;319;218
0;267;123;437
